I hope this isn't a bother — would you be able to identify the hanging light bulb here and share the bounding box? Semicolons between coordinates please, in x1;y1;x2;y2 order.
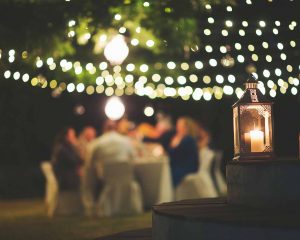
104;96;125;120
144;105;154;117
104;35;129;65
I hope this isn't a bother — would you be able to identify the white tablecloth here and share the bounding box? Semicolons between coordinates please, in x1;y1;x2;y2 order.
134;158;174;208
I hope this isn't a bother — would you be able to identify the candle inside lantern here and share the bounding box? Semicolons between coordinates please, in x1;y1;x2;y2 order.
249;130;264;152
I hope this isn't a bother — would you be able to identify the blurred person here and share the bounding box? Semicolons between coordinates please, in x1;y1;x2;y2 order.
117;119;150;161
196;122;227;196
197;123;211;151
51;127;83;192
78;126;97;162
88;120;138;215
136;122;158;142
78;126;97;216
144;116;199;187
196;122;213;161
168;117;199;187
117;117;135;135
138;113;174;161
155;112;174;137
90;119;137;176
143;113;175;152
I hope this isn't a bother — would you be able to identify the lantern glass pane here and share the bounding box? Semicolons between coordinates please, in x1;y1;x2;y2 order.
239;104;273;153
233;106;240;154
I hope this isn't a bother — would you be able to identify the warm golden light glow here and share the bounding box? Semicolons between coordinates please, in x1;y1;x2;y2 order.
104;35;129;65
105;96;125;120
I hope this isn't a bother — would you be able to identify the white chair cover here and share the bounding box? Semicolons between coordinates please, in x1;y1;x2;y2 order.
96;161;143;217
40;161;83;216
40;161;58;217
213;150;227;196
175;147;219;201
80;164;98;216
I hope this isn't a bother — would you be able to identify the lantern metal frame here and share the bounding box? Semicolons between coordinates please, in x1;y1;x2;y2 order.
232;75;275;161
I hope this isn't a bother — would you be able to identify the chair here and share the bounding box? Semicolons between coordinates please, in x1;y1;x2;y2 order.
80;165;98;216
96;161;143;217
40;161;58;217
212;150;227;196
40;161;83;216
134;158;174;209
175;147;219;201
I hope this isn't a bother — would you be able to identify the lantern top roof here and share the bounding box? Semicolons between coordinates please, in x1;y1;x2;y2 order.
246;74;258;84
232;74;273;107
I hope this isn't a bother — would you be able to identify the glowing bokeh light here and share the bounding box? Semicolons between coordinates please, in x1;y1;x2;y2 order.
104;35;129;65
144;106;154;117
105;96;125;120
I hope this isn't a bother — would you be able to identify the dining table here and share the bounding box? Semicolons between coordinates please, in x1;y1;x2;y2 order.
134;155;174;209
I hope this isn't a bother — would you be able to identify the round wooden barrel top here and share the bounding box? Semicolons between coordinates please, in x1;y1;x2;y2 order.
153;198;300;228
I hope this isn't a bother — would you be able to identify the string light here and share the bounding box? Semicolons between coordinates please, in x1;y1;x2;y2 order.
195;61;203;69
263;69;271;78
208;17;214;24
67;83;75;92
259;21;266;27
167;61;176;69
273;28;279;34
140;64;149;72
104;35;129;65
225;20;233;27
0;2;298;101
256;29;262;36
203;91;212;101
131;39;139;46
13;72;20;80
114;14;122;21
239;29;246;36
228;75;235;83
192;88;203;101
105;96;125;120
205;4;212;10
221;29;229;36
226;6;233;12
146;40;155;47
209;59;217;67
76;83;85;93
205;45;213;53
22;73;30;82
290;41;296;47
291;87;297;95
242;21;248;27
203;76;211;84
204;29;211;35
126;63;135;72
216;75;224;84
144;106;154;117
237;55;245;63
4;70;11;79
220;46;227;53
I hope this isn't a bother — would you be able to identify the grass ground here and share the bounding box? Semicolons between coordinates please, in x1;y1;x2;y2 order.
0;199;152;240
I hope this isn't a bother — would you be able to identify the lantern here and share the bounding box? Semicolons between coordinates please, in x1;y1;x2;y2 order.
105;96;125;121
233;74;274;160
104;35;129;65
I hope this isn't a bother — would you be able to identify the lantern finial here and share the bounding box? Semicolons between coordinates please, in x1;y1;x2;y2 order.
245;74;258;89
